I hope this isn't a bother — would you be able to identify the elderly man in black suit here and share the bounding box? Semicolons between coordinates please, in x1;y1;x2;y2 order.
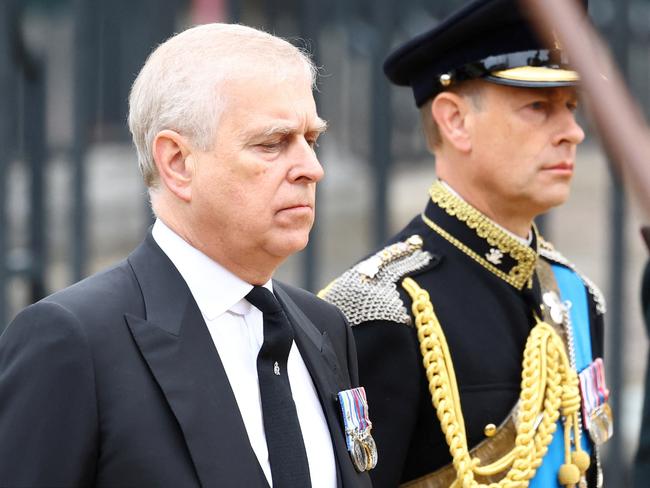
0;23;372;488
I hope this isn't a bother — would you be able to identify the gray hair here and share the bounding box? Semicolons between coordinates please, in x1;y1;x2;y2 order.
128;23;317;188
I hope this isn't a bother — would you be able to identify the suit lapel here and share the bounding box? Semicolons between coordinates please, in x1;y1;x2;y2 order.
274;284;364;488
125;234;267;488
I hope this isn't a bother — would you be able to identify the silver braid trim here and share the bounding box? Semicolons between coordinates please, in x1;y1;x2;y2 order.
538;239;607;315
320;235;432;326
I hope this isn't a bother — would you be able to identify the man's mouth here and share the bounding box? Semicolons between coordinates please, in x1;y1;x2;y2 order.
277;203;313;214
543;161;574;173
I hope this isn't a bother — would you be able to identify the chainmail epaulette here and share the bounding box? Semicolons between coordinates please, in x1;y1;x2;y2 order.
319;235;432;326
538;238;607;315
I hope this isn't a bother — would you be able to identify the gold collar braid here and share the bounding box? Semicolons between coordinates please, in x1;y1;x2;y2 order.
424;182;537;290
402;277;589;487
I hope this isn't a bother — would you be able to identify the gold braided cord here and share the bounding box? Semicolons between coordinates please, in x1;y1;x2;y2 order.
420;212;522;289
428;182;537;290
402;277;589;488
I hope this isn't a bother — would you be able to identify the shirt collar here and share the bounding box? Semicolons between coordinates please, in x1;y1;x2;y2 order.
152;219;273;320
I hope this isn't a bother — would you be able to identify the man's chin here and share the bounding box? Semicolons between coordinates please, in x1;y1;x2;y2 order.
268;232;311;260
534;192;571;216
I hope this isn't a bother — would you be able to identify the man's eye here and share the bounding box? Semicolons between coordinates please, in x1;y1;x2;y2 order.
529;101;546;111
307;138;320;149
258;141;283;151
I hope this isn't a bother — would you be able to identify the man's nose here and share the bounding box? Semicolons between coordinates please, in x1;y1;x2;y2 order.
554;110;585;146
288;140;324;183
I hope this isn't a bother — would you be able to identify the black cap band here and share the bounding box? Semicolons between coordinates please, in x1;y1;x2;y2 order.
384;0;587;107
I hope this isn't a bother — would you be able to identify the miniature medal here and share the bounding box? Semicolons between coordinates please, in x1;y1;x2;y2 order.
351;438;368;472
337;387;378;472
579;358;613;445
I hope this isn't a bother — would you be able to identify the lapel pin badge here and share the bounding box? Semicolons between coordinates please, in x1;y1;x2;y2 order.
337;387;378;472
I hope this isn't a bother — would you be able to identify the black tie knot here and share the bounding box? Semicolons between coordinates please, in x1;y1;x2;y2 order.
246;285;282;314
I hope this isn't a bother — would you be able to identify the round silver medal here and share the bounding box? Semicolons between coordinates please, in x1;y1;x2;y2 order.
351;438;368;472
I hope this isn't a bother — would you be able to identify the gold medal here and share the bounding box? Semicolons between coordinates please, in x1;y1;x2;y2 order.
362;433;378;470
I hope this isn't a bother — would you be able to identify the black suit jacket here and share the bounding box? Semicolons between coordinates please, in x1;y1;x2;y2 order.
0;233;371;488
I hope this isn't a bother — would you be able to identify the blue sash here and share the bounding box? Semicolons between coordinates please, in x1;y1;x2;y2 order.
530;264;593;487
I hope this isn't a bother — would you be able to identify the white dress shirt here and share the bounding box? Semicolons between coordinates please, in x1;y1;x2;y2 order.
152;219;336;487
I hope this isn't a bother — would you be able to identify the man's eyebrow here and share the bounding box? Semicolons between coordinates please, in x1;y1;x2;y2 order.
253;118;329;138
258;124;295;137
310;118;329;134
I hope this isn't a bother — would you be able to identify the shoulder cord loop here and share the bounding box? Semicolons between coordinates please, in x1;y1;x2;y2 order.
401;277;589;488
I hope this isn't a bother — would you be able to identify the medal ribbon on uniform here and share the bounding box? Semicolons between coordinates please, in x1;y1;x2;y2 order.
578;357;613;445
337;387;378;472
579;358;608;428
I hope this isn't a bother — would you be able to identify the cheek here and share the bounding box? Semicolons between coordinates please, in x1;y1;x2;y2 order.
193;164;246;221
238;172;287;223
473;118;511;157
219;161;267;202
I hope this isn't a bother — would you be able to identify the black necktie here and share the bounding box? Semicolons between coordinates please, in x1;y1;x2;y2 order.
245;286;311;488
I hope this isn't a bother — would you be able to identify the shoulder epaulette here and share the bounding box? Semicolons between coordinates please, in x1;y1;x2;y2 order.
318;235;432;326
538;237;607;315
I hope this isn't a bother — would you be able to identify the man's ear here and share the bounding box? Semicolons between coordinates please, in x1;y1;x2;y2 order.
431;92;472;153
152;130;195;203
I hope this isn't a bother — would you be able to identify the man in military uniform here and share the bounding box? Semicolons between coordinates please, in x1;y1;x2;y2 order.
320;0;612;486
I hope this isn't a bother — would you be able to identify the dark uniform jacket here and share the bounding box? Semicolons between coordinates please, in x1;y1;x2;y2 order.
633;261;650;487
0;232;371;488
321;181;606;487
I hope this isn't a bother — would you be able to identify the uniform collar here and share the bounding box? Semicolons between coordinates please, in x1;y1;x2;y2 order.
421;180;538;290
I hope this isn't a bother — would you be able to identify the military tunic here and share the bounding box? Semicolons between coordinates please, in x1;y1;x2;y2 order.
633;261;650;487
321;182;606;487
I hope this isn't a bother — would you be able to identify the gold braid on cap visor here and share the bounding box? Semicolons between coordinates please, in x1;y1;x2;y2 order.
448;49;580;85
491;66;579;83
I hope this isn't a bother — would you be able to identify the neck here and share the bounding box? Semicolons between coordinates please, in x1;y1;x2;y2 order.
437;177;534;239
425;180;538;290
475;203;533;239
209;252;279;286
155;210;279;286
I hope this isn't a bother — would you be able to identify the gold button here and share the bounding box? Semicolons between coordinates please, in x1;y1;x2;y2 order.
439;73;452;87
484;423;497;437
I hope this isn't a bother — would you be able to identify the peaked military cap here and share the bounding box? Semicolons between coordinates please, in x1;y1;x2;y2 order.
384;0;587;107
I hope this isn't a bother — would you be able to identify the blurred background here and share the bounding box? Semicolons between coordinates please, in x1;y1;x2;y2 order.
1;0;649;484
